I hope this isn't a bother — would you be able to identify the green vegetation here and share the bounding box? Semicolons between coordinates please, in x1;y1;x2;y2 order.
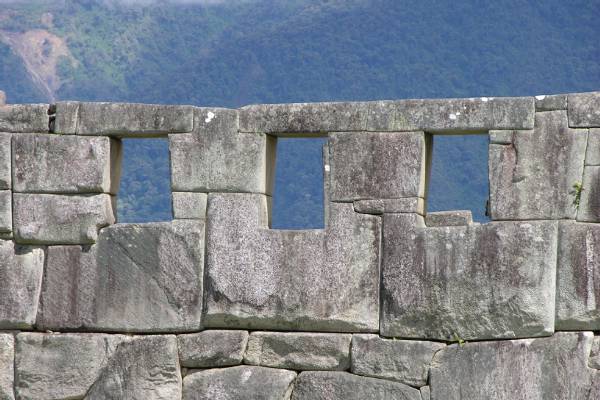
571;181;584;210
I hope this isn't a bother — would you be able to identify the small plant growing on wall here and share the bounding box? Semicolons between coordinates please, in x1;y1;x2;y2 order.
571;182;584;210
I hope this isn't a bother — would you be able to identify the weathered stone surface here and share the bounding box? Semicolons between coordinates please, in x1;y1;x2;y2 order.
85;335;182;400
0;133;10;189
0;91;5;106
488;130;514;144
52;101;80;134
489;111;587;220
291;371;421;400
75;101;194;136
429;332;599;399
329;132;426;201
590;337;600;369
577;166;600;222
381;214;557;340
0;104;48;133
0;241;44;329
569;91;600;127
245;332;351;371
172;192;207;219
420;386;430;400
425;210;472;227
183;366;296;400
12;134;121;193
0;334;14;400
350;334;444;387
204;193;380;332
556;221;600;330
353;198;424;215
587;128;600;166
0;191;10;233
13;193;115;244
15;333;124;400
535;94;567;111
178;330;248;368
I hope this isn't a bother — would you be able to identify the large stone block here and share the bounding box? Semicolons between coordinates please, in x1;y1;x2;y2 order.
569;91;600;127
489;111;587;220
12;134;121;194
244;332;352;371
586;128;600;166
329;131;426;201
172;192;208;219
0;104;48;133
535;94;567;111
0;191;10;233
425;210;472;227
182;366;296;400
0;133;10;189
13;193;115;244
350;334;445;387
291;371;421;400
0;334;14;400
381;214;557;341
0;241;44;329
204;193;380;332
178;330;248;368
577;166;600;222
429;332;599;399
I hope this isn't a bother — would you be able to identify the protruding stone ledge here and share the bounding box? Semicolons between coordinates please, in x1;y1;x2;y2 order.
178;330;248;368
425;210;473;227
535;94;567;111
0;104;49;133
569;91;600;127
353;198;424;215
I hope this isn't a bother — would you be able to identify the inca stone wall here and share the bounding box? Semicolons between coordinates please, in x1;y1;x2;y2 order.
0;90;600;399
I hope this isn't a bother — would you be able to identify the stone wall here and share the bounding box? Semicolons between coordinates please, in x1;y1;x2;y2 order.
0;91;599;399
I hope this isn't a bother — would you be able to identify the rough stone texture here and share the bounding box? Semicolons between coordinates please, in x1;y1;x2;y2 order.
381;214;557;341
178;330;248;368
425;210;472;227
489;110;587;220
556;221;600;330
13;193;115;244
0;241;44;329
0;334;14;400
75;101;194;136
85;335;182;400
0;191;10;233
535;94;568;111
429;332;599;399
329;131;426;201
52;101;80;134
172;192;208;219
420;386;430;400
0;104;48;133
204;193;380;332
590;337;600;369
291;371;421;400
354;198;424;215
350;334;444;387
182;366;296;400
244;332;352;371
586;128;600;166
0;133;10;189
577;166;600;222
569;91;600;127
12;134;121;194
0;91;5;106
488;130;514;144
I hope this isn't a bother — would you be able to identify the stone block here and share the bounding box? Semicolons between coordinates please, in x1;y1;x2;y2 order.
74;101;194;136
0;334;14;400
489;111;587;220
577;166;600;222
0;191;10;233
535;94;568;111
329;131;426;201
488;130;514;145
591;337;600;369
204;193;380;332
353;198;424;215
172;192;208;219
0;241;44;329
0;104;48;133
381;214;557;341
13;193;115;244
182;366;296;400
587;128;600;166
0;133;10;189
0;91;5;105
425;210;472;227
12;134;121;194
350;334;445;387
244;332;352;371
569;91;600;127
178;330;248;368
556;221;600;330
291;371;421;400
429;332;598;399
52;101;79;134
420;386;430;400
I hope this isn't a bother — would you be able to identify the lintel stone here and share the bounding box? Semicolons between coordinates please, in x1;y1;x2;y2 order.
353;198;424;215
0;104;49;133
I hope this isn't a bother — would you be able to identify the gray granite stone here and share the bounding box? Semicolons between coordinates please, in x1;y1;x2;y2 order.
0;133;10;190
535;94;568;111
178;330;248;368
13;193;115;244
291;371;421;400
0;334;14;400
425;210;472;227
488;130;514;145
569;92;600;127
429;332;598;399
350;334;445;387
577;166;600;222
245;332;352;371
329;131;426;201
587;128;600;166
12;134;121;194
353;198;424;215
0;104;48;133
0;241;44;329
0;91;5;106
183;366;296;400
420;386;430;400
381;214;557;341
590;337;600;369
52;101;79;134
489;110;587;220
172;192;208;219
0;191;10;233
